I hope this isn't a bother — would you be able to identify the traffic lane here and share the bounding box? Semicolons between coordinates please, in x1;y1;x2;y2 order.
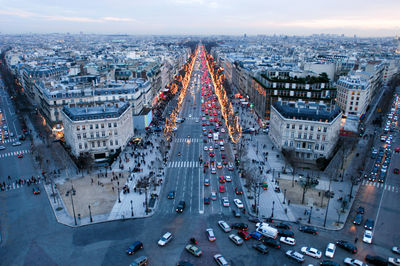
0;153;36;180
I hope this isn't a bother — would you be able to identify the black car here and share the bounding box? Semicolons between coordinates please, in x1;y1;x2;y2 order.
365;254;388;266
262;238;281;249
126;241;143;255
365;219;374;230
299;225;318;235
177;261;194;266
248;217;263;223
276;222;291;229
253;243;269;254
176;201;186;213
168;191;175;199
320;260;340;266
336;240;357;254
231;223;248;230
357;206;365;214
278;229;294;237
353;213;363;225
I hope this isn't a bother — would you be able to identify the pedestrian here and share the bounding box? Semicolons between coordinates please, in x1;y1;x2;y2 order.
354;237;358;243
91;178;93;184
112;187;114;192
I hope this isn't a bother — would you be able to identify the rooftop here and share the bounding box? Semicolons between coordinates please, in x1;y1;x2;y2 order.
62;101;130;121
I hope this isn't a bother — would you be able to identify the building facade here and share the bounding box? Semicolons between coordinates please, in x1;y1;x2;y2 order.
61;102;133;161
269;101;341;162
336;75;370;118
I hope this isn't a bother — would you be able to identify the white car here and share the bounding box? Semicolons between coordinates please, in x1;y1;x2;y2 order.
209;146;214;151
228;234;243;245
222;197;230;207
393;246;400;254
204;146;208;151
206;228;216;242
214;254;229;266
221;128;225;133
12;142;22;146
363;230;373;244
158;232;173;246
233;199;244;209
325;243;336;258
280;236;296;246
389;257;400;266
0;146;5;150
301;247;322;259
218;220;231;233
225;175;231;182
344;257;368;266
220;146;225;151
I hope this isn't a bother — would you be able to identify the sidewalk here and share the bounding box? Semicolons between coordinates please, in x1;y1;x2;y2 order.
44;130;166;227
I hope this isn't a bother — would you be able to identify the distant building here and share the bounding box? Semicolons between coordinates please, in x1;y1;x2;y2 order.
61;102;133;161
336;75;370;119
269;101;341;163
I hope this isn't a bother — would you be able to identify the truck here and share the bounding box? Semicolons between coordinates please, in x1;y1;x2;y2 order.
213;133;219;141
256;222;278;239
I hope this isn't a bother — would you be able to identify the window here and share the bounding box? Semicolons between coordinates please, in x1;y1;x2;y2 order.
84;143;88;149
97;141;100;147
292;124;295;129
317;134;320;140
298;133;301;138
114;130;118;136
102;131;105;137
114;122;117;127
299;125;303;130
291;132;294;138
309;134;313;140
314;154;318;159
91;142;95;148
315;144;319;150
79;143;82;149
115;140;119;145
284;140;288;146
305;126;308;130
307;143;312;149
303;133;307;139
82;125;86;130
77;134;81;140
317;127;321;132
96;132;100;138
296;142;301;148
101;123;104;129
321;144;325;151
90;133;94;138
95;124;99;129
110;140;113;146
76;126;80;131
323;127;327;133
83;133;86;138
108;123;112;128
286;124;290;129
103;141;106;147
90;124;93;130
322;135;326;141
310;126;314;131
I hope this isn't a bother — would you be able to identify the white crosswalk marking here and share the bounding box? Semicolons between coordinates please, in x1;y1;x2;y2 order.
166;160;202;168
384;185;387;190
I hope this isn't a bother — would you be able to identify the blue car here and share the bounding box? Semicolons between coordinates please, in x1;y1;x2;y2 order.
126;241;143;255
250;231;263;241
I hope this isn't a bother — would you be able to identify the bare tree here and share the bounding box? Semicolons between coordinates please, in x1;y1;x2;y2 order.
300;175;313;205
244;165;264;215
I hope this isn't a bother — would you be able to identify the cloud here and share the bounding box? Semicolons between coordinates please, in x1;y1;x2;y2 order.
0;8;135;23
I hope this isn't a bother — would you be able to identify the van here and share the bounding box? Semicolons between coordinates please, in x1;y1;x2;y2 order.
130;256;148;266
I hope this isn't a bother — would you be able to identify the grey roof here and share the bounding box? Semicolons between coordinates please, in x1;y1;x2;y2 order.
62;102;130;121
273;101;341;122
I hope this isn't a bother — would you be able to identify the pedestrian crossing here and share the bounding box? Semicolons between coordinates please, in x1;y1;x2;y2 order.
167;161;201;168
0;138;18;144
0;149;31;158
361;180;400;193
174;138;200;143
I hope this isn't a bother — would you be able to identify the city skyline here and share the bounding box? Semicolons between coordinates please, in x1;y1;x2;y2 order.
0;0;399;37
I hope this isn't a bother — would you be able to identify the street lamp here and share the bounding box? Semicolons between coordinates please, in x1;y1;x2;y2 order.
308;206;313;224
283;189;287;204
130;200;134;217
117;181;121;203
68;186;77;226
88;204;93;223
271;201;275;218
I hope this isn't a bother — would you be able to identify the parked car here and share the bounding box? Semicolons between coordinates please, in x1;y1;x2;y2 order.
286;250;305;263
231;223;248;230
276;222;291;229
320;260;340;266
130;256;148;266
250;231;263;241
388;257;400;266
344;257;368;266
365;219;375;230
237;230;251;240
392;246;400;254
357;206;365;214
278;229;294;238
263;238;281;248
354;213;363;225
214;254;229;266
363;230;373;244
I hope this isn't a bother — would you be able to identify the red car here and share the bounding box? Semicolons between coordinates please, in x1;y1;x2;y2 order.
204;161;209;168
238;230;251;240
209;152;215;157
394;168;399;174
219;185;225;193
395;148;400;153
218;176;225;183
17;154;23;158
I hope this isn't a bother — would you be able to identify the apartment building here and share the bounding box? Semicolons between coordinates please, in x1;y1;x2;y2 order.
61;101;133;161
336;75;370;118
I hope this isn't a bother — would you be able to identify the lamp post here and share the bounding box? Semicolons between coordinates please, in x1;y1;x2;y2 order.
308;206;313;224
271;201;275;218
69;186;77;226
130;200;134;217
324;177;332;228
117;181;121;203
283;189;287;204
88;204;93;223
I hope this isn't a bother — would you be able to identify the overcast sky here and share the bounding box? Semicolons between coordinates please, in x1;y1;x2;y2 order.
0;0;399;36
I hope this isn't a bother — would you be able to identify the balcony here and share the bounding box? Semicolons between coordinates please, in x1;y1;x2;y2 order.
86;135;110;141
